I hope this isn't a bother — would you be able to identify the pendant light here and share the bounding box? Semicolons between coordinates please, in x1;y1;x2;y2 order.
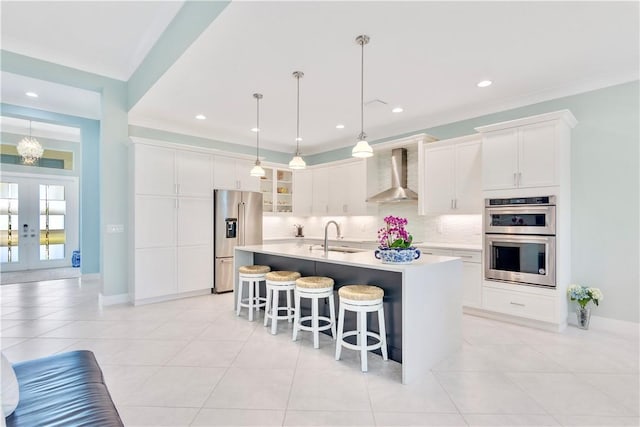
250;93;266;177
289;71;306;170
352;34;373;158
17;120;44;165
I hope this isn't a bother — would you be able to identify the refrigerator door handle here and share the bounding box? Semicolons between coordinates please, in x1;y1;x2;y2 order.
238;202;245;246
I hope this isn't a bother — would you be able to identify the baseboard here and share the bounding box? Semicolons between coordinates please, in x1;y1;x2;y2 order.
99;292;130;306
133;289;211;306
463;306;566;332
81;273;101;281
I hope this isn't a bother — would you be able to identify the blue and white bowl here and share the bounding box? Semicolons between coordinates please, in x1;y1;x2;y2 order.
374;247;421;264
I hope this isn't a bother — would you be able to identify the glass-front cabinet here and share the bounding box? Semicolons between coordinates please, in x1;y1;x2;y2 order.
260;167;293;214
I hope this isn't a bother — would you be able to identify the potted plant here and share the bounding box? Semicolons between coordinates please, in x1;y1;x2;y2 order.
374;216;421;264
567;284;603;329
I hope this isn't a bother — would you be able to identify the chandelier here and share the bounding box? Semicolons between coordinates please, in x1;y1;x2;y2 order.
17;121;44;165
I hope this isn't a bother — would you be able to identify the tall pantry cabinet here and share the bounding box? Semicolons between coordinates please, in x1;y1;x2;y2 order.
130;141;214;304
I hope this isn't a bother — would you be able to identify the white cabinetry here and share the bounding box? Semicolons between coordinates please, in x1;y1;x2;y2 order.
422;136;481;214
261;167;293;214
293;169;313;216
419;246;482;308
478;112;576;191
312;168;329;215
132;142;213;303
213;156;260;192
328;161;367;215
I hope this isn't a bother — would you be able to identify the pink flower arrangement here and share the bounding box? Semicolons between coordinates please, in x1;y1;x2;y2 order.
377;215;414;249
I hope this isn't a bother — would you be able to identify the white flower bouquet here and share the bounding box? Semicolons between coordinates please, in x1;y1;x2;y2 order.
567;284;603;309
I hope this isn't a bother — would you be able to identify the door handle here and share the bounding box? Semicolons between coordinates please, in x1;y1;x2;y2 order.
513;172;517;187
518;172;522;186
510;301;525;307
238;202;246;246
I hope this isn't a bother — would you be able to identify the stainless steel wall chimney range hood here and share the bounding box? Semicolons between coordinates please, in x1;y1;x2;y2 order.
366;148;418;203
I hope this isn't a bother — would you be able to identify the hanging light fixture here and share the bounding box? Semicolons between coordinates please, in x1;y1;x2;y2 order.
289;71;306;170
352;34;373;158
17;120;44;165
250;93;266;177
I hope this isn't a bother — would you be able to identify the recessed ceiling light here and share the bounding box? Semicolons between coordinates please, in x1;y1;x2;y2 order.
195;114;206;120
25;91;39;98
391;107;404;113
251;127;260;132
477;80;492;88
336;124;345;129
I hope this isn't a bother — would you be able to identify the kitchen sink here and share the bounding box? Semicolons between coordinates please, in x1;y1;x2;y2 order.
310;245;366;254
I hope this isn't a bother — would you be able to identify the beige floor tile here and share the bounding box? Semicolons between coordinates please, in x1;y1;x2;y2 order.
284;410;375;426
114;406;199;426
168;340;245;367
191;408;285;426
373;412;467;426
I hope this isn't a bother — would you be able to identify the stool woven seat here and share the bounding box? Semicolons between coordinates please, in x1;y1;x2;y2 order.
339;285;384;301
239;265;271;275
296;276;334;289
266;271;301;282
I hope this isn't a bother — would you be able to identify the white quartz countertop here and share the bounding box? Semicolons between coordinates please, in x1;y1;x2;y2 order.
414;242;482;251
236;243;459;273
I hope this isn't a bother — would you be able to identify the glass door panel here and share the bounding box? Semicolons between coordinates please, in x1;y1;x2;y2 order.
0;175;77;272
0;182;20;263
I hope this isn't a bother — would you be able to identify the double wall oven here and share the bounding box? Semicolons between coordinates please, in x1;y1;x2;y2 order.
484;196;556;288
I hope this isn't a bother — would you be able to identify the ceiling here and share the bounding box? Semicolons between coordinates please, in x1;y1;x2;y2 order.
2;1;638;155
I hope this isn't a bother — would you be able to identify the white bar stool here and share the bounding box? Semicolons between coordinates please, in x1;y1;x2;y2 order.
335;284;388;372
292;276;336;349
236;265;270;321
264;271;301;335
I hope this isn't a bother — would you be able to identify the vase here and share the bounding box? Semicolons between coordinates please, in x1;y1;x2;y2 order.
374;247;421;264
576;307;591;329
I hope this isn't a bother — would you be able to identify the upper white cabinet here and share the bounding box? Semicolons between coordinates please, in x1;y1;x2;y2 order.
422;136;482;214
213;156;260;192
328;161;367;215
477;111;577;191
312;167;330;215
293;169;313;216
176;151;213;197
261;167;293;214
134;144;176;196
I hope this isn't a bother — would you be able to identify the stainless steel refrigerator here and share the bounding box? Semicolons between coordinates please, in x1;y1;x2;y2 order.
213;190;263;293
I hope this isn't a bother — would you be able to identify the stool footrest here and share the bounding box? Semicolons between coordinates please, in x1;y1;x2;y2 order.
338;330;384;352
297;315;334;332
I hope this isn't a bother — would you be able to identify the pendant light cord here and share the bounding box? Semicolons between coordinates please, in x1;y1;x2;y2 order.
255;95;260;161
296;74;300;155
360;38;364;138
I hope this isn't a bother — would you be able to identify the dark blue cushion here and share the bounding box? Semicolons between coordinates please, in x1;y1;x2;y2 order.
6;350;123;427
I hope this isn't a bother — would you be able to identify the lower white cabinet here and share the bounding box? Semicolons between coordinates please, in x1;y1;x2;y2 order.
482;285;557;323
420;247;482;308
134;247;177;300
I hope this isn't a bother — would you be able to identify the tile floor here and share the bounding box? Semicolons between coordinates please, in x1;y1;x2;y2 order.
1;277;638;427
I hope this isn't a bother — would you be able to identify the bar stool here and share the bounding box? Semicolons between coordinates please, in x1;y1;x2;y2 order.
293;276;336;349
236;265;270;321
264;271;301;335
335;284;388;372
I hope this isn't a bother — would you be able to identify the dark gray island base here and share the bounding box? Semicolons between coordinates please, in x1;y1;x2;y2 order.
254;252;403;362
235;243;462;384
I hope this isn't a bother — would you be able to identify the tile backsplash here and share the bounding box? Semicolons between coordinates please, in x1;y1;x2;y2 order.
263;211;481;245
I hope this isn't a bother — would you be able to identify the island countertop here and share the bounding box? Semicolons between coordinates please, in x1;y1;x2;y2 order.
236;243;460;272
234;243;463;384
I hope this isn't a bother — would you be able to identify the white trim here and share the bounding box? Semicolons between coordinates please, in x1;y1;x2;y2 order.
372;133;438;151
474;109;578;133
463;306;567;333
133;289;211;306
80;273;100;281
98;292;130;306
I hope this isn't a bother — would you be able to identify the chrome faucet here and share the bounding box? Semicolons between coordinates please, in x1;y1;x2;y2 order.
323;220;341;256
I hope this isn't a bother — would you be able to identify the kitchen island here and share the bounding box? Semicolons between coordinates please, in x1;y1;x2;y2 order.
234;243;462;384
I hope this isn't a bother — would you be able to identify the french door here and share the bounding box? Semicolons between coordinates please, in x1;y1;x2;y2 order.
0;174;79;272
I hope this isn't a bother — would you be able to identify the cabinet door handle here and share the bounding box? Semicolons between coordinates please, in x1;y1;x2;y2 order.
510;301;525;307
518;172;522;186
454;199;457;209
513;173;517;187
450;199;454;209
458;255;473;258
